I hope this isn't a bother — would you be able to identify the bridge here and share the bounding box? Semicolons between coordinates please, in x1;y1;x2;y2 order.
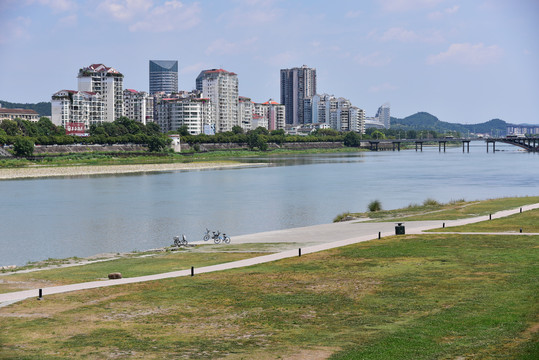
365;137;539;152
485;137;539;152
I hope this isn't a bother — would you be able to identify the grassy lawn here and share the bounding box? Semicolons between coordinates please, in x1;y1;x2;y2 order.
0;147;363;169
341;196;539;222
1;233;537;359
429;208;539;233
0;248;266;294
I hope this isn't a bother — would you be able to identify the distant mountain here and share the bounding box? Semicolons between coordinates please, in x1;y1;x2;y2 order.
0;100;51;117
391;112;507;136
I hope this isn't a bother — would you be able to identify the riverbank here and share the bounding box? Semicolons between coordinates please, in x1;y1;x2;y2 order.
1;201;538;359
0;161;259;180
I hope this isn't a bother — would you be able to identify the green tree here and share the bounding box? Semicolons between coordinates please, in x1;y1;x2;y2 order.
232;125;244;134
13;137;34;157
178;125;190;136
147;135;169;152
0;119;20;136
247;133;268;151
343;131;361;147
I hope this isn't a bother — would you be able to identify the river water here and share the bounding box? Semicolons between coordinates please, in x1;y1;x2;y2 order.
1;142;537;266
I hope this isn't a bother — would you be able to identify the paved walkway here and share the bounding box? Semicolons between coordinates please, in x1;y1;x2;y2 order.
1;203;538;307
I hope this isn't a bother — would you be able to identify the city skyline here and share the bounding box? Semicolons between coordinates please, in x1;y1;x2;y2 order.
0;0;538;124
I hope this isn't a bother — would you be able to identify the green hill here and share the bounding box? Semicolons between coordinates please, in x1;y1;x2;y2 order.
0;100;51;117
391;112;507;136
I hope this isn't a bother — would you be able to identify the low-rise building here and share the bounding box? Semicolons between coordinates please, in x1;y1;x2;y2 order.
0;108;39;122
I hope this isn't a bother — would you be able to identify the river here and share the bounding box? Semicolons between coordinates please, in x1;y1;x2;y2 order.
1;142;537;266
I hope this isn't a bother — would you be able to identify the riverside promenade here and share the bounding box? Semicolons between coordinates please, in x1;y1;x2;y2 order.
1;203;538;307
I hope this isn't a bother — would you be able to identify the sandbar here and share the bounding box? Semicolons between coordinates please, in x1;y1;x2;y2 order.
0;162;259;180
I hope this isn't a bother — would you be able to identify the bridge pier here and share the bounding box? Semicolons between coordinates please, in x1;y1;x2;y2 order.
415;141;423;152
486;140;496;153
392;142;401;151
438;141;446;152
462;140;470;153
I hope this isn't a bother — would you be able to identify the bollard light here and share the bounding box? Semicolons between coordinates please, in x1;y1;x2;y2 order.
299;248;301;257
38;288;42;300
191;266;194;277
378;232;381;239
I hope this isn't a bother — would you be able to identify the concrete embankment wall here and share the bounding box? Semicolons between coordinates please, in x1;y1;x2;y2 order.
24;142;348;155
32;144;148;154
182;142;346;152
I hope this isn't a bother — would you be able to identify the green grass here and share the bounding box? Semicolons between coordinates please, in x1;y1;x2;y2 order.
0;147;364;169
1;233;537;359
0;248;265;294
430;208;539;233
339;196;539;222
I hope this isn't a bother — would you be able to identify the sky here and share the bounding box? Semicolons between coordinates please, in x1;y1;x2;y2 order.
0;0;538;124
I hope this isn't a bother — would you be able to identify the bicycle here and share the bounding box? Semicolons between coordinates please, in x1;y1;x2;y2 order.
173;234;188;247
203;228;211;241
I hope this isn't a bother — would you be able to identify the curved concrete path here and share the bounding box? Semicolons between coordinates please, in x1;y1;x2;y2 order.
1;203;538;307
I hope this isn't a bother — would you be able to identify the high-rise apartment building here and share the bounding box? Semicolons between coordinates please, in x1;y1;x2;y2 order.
149;60;178;95
77;64;124;122
304;93;364;133
154;91;212;135
51;90;103;134
254;100;285;131
376;103;391;129
280;65;316;125
196;69;239;133
123;89;151;125
238;96;253;131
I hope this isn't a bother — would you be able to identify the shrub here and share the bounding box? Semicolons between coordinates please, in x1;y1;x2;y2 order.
368;200;382;212
333;212;352;223
423;198;440;206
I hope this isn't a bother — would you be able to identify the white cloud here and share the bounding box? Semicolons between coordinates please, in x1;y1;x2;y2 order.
29;0;76;12
345;10;362;18
355;52;391;67
57;14;77;27
0;16;32;44
95;0;200;32
262;51;297;67
379;0;443;12
205;37;258;56
427;43;503;65
428;5;460;20
380;27;419;42
180;62;211;75
219;1;283;28
369;82;398;93
97;0;152;21
375;27;444;43
129;1;201;32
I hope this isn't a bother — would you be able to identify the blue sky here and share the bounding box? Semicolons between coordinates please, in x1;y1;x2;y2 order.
0;0;538;124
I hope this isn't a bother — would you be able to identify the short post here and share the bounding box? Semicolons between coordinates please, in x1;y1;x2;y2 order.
378;232;381;239
191;266;194;277
299;248;301;257
520;207;522;213
520;228;523;233
489;214;492;220
443;222;445;228
38;288;42;300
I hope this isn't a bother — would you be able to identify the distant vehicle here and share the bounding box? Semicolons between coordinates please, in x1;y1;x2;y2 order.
506;134;526;139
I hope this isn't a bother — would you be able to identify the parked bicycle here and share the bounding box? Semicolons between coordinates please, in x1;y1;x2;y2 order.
173;234;188;247
213;231;231;244
203;228;211;241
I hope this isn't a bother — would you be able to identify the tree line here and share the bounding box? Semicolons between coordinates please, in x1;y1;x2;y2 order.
0;117;171;156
